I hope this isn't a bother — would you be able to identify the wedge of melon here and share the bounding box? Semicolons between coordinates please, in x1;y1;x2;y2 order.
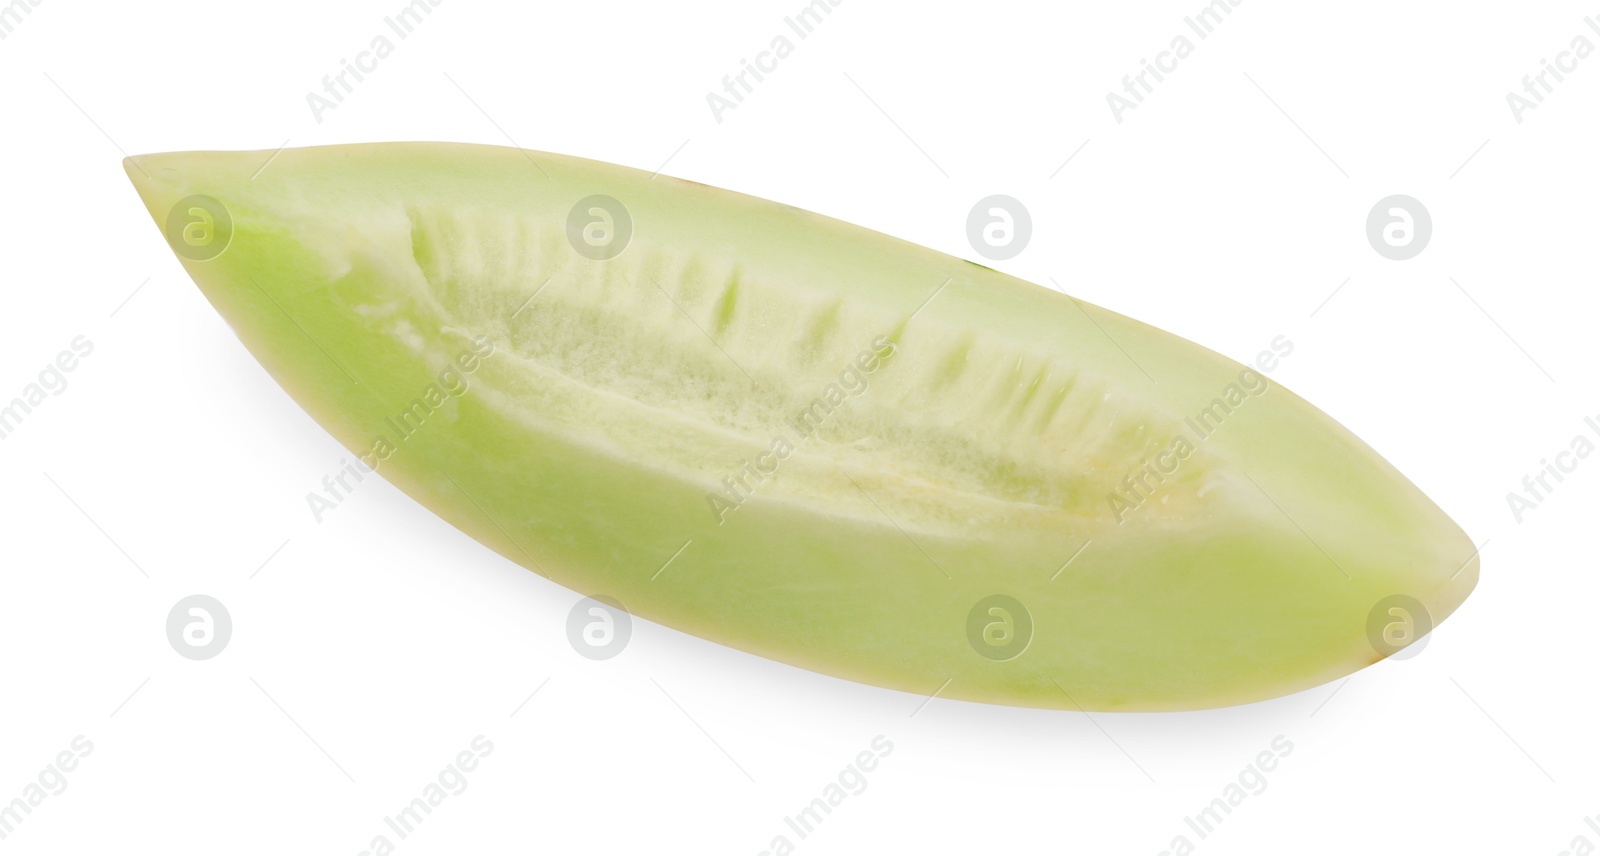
125;143;1477;711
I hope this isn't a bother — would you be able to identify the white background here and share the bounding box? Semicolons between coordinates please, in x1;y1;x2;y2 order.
1;1;1597;853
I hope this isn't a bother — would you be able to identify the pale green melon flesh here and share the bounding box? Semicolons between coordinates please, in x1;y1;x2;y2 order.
125;143;1478;711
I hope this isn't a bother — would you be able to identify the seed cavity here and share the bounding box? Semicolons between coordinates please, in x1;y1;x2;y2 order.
396;205;1198;534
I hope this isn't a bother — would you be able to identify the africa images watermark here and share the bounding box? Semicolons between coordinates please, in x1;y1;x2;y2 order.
1106;0;1244;124
1504;411;1599;523
706;334;896;524
705;0;844;124
1155;734;1293;856
1107;335;1293;523
305;0;444;123
0;735;93;843
1504;15;1600;124
1552;808;1600;856
0;335;94;442
0;0;46;40
354;735;493;856
306;335;495;522
756;735;894;856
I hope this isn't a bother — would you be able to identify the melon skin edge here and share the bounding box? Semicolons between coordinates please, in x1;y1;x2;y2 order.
125;143;1478;712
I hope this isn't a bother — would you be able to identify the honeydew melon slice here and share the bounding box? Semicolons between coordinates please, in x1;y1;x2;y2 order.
125;142;1477;711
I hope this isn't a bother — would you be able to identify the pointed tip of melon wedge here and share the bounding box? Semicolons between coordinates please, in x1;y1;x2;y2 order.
123;152;193;231
123;154;161;218
124;149;266;218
